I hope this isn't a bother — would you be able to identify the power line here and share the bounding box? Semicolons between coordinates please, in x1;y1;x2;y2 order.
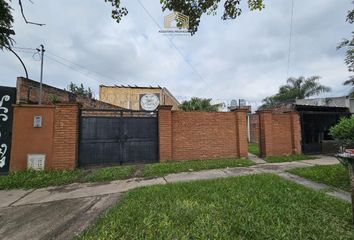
45;55;105;84
46;50;121;84
287;0;294;78
136;0;214;96
12;46;37;51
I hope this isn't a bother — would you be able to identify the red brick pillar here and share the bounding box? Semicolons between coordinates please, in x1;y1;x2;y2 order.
257;110;273;157
289;112;302;154
52;104;79;170
233;109;249;158
158;105;173;162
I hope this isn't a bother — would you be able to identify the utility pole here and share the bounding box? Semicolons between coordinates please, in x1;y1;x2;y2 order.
37;45;45;105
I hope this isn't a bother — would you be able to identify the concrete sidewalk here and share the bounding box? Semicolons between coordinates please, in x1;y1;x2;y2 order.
0;155;345;208
0;155;349;240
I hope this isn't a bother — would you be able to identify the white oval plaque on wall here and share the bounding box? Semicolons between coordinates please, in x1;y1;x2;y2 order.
140;93;160;111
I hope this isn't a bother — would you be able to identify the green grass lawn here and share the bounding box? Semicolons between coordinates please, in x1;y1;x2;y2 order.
248;143;259;155
0;159;252;190
141;158;253;178
264;154;316;163
287;164;350;192
79;174;354;240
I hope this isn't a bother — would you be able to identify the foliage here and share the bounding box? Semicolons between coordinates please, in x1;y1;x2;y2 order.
288;164;350;192
0;0;266;49
48;94;60;104
142;158;253;178
264;154;316;163
0;0;14;50
78;174;354;240
179;97;220;111
248;143;259;155
260;76;331;109
67;82;93;98
338;1;354;96
106;0;265;35
330;117;354;148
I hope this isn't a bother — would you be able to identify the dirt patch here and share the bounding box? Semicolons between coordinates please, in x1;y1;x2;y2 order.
130;165;145;178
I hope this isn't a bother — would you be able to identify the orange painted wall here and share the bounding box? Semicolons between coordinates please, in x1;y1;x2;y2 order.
10;104;78;171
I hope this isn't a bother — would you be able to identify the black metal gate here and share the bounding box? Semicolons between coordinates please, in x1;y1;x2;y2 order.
299;110;350;154
79;109;158;167
0;86;16;174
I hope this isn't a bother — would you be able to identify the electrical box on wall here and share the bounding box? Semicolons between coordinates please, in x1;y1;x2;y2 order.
27;154;45;170
33;116;42;128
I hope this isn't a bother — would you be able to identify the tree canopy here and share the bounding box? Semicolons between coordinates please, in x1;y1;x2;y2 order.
0;0;265;49
179;97;220;111
66;82;93;99
338;1;354;96
260;76;331;109
0;0;14;50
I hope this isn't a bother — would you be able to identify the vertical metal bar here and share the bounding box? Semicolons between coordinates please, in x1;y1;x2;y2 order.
77;108;82;167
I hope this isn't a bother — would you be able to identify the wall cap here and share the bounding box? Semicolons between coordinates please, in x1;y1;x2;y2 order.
231;108;250;113
13;103;79;108
256;109;273;114
158;105;173;110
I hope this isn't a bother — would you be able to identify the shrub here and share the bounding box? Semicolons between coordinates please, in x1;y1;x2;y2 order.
330;117;354;149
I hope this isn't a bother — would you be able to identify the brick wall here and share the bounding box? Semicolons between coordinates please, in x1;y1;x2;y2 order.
10;104;79;171
16;77;123;109
257;110;301;157
158;106;248;161
52;105;79;170
249;114;259;143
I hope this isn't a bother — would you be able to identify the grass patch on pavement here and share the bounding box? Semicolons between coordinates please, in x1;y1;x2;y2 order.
0;166;134;190
287;164;350;192
79;174;354;240
248;143;259;155
0;159;252;189
0;169;85;190
83;166;135;182
264;154;316;163
141;158;253;178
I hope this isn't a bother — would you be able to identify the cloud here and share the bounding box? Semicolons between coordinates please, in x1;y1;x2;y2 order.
1;0;352;103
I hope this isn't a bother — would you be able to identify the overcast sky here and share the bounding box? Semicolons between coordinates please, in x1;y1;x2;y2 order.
1;0;352;107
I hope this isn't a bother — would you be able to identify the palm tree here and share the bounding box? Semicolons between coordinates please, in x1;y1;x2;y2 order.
260;76;331;109
179;97;220;112
279;76;331;99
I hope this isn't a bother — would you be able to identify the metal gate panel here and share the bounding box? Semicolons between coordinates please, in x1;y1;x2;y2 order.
122;117;158;164
0;87;16;174
79;110;158;167
79;117;122;166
